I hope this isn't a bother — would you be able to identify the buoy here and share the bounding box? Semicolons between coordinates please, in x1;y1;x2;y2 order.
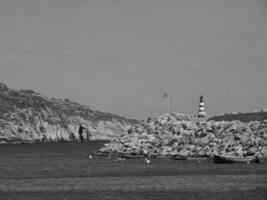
88;155;93;159
145;158;150;164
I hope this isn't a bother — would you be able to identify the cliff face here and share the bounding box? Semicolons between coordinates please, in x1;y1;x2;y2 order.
0;83;139;144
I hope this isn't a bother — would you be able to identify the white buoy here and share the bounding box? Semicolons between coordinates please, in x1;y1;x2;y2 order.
145;158;150;164
88;155;93;159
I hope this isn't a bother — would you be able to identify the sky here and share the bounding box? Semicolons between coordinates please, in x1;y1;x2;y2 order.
0;0;267;119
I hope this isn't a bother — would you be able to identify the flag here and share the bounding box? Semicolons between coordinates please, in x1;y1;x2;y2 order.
163;93;168;98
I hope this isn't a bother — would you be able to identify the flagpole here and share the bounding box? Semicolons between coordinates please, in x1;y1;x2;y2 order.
163;93;170;114
167;95;170;113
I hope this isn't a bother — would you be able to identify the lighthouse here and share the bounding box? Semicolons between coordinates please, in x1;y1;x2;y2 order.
198;95;206;118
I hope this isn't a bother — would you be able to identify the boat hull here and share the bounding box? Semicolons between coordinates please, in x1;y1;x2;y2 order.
213;154;257;164
119;154;144;159
172;155;187;160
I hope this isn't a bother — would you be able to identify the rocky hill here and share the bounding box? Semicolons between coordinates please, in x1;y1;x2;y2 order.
0;83;139;144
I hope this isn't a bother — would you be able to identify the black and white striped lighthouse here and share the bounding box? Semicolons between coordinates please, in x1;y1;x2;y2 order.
198;95;206;118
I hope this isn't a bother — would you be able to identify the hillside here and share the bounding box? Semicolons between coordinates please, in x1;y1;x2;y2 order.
0;83;139;144
209;112;267;122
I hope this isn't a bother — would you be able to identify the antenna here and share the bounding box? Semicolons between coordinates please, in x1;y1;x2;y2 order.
163;93;170;113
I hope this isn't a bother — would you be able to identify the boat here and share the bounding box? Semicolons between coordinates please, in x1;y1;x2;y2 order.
172;154;187;160
213;154;258;164
187;156;209;161
91;151;111;156
258;158;267;163
92;151;144;159
118;153;144;159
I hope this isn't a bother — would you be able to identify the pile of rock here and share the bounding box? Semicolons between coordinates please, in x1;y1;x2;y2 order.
99;113;267;158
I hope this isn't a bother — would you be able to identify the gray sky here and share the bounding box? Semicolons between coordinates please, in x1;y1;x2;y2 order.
0;0;267;119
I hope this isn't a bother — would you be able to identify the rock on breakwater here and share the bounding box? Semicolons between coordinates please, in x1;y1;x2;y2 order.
99;113;267;159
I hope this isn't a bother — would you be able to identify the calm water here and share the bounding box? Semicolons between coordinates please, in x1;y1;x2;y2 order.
0;142;266;200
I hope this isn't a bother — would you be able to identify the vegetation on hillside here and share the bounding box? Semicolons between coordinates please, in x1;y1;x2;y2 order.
0;82;139;143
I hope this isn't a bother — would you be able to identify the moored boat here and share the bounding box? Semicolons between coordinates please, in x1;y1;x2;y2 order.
118;153;144;159
213;154;258;164
172;154;187;160
258;158;267;163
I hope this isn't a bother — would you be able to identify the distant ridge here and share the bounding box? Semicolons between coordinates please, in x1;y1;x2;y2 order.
0;82;139;144
209;111;267;122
